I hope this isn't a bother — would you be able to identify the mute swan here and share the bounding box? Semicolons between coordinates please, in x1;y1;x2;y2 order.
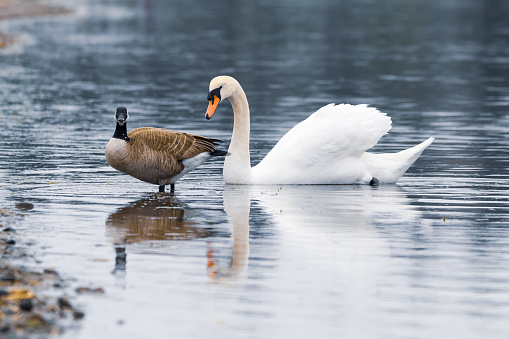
105;107;228;193
205;76;434;185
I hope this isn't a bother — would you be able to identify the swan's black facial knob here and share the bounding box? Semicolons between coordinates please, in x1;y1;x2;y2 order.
206;86;222;120
207;86;222;102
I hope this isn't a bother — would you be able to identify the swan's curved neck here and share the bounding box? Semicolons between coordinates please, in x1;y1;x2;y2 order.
225;85;253;184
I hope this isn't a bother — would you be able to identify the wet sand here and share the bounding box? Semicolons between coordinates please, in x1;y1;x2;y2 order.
0;0;72;48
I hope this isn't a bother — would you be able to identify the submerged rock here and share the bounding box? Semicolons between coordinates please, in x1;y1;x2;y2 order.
75;286;105;294
73;310;85;320
0;271;16;283
57;297;72;310
19;298;33;312
15;203;34;211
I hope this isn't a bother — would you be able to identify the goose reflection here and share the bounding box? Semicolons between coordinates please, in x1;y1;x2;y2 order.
106;194;214;272
106;195;214;243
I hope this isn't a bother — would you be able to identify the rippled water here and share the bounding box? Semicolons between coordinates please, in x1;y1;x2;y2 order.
1;0;508;338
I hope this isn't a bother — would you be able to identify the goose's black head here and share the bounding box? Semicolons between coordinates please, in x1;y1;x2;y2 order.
115;107;129;126
113;107;130;141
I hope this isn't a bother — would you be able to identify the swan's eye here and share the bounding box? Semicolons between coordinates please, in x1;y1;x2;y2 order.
207;86;222;101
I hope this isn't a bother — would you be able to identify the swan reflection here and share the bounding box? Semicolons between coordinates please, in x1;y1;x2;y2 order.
208;186;250;283
250;184;419;228
213;184;421;285
209;184;419;284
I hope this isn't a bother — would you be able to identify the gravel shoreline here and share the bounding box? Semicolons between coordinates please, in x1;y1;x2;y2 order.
1;2;81;336
1;207;85;337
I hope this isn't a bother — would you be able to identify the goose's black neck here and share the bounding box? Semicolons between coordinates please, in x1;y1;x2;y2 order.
113;123;130;142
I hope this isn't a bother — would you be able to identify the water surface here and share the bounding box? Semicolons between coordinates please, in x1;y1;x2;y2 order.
0;0;508;338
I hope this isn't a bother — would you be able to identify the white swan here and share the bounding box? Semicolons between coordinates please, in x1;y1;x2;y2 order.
205;76;434;185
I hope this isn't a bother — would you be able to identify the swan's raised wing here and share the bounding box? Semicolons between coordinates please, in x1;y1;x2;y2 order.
255;104;391;170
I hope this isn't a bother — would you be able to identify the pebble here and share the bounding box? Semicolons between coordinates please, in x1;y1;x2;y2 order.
73;310;85;320
24;313;48;328
43;268;59;275
75;286;105;294
58;297;72;310
75;287;89;293
19;298;33;312
15;202;34;211
1;272;16;282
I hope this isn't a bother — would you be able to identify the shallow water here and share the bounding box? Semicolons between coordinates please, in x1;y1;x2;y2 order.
0;0;508;338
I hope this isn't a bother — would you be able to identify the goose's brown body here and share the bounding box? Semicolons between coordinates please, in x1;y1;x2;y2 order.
106;127;222;187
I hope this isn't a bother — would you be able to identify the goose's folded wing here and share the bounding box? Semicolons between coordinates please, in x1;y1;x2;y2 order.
258;104;392;167
128;128;216;160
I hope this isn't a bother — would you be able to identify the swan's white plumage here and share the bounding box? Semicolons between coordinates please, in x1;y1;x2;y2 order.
253;104;394;184
207;75;433;185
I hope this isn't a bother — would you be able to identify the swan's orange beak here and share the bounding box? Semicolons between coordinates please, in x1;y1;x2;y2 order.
205;95;220;120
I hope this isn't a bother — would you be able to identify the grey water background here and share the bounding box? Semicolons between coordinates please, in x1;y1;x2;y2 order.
1;0;508;337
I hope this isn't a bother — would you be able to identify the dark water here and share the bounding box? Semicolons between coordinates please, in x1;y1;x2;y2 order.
0;0;508;338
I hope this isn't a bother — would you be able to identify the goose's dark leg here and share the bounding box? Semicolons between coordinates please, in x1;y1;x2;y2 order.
159;185;165;193
113;242;127;273
369;177;380;186
170;183;175;194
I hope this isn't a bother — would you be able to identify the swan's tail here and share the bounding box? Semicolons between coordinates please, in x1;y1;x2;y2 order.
363;136;434;183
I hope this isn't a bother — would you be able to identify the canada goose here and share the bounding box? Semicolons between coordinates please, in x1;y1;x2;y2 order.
105;107;228;193
205;75;434;185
